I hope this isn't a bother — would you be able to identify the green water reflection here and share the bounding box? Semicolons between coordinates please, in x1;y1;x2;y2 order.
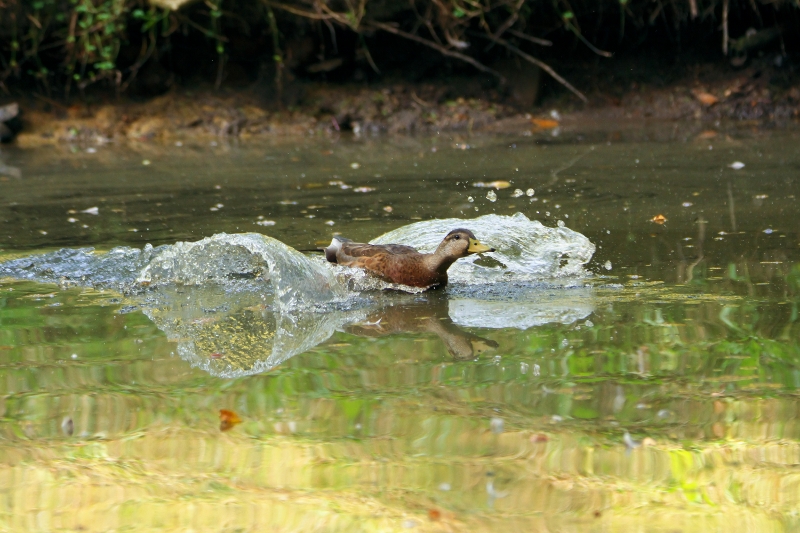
1;128;800;532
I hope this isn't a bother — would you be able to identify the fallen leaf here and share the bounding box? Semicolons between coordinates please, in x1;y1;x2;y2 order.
696;130;718;139
692;90;719;106
219;409;242;431
530;433;549;443
651;214;668;224
531;118;560;129
428;509;441;521
210;353;224;359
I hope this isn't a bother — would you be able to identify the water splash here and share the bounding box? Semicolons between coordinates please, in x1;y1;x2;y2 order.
0;222;597;376
0;233;346;309
136;233;346;308
370;212;595;283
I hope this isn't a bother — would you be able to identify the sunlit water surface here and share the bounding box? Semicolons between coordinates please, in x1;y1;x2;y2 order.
1;127;799;532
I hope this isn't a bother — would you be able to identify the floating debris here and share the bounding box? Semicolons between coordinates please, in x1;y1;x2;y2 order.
511;189;524;198
383;206;393;213
651;214;667;224
473;180;511;189
490;417;504;434
486;190;497;202
142;159;151;166
728;161;745;170
350;162;361;169
81;207;100;215
682;202;693;207
604;260;612;271
61;417;74;436
256;220;276;226
438;483;451;491
219;409;242;431
623;431;640;449
353;186;375;193
526;188;535;197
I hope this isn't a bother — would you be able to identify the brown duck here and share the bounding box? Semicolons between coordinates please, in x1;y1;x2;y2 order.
324;228;494;289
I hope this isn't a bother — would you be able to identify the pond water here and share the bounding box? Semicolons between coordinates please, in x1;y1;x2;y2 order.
1;126;799;532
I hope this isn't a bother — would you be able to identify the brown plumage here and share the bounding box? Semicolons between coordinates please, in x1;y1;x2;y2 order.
324;228;494;289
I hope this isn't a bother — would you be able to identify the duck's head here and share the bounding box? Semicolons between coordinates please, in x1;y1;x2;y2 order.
435;228;495;259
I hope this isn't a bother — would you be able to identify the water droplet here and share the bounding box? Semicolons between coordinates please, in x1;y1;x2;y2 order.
584;320;593;327
511;189;524;197
604;260;612;270
350;162;361;169
486;190;497;202
467;196;474;203
71;353;78;359
526;188;535;196
682;202;693;207
557;220;565;227
520;362;529;374
490;417;504;434
533;364;540;376
729;161;745;170
142;159;151;166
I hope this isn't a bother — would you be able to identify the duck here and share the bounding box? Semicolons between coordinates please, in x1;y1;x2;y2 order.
324;228;494;289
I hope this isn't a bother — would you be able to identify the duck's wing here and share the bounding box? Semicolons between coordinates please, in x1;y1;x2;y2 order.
343;243;419;257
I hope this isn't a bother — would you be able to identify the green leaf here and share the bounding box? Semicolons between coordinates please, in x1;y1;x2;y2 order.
562;11;574;20
453;7;466;18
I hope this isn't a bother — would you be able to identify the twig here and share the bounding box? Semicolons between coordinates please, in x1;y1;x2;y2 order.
266;3;283;107
491;0;524;39
411;91;433;107
565;21;613;57
507;29;552;46
367;21;503;82
722;0;729;55
262;1;333;20
483;33;588;102
689;0;698;19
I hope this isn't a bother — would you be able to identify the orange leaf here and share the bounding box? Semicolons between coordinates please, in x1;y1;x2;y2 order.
696;130;717;140
651;214;667;224
219;409;242;431
428;509;441;521
692;90;718;106
531;118;559;129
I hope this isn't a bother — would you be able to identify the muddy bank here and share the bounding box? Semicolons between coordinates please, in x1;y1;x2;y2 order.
7;60;800;147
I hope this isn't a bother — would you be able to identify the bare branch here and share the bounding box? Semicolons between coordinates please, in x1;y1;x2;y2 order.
488;34;588;102
507;29;553;47
367;21;504;82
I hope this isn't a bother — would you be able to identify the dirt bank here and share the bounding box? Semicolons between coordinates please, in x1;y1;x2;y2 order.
7;58;800;148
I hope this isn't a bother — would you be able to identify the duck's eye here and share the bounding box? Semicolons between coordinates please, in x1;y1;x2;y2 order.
453;235;460;240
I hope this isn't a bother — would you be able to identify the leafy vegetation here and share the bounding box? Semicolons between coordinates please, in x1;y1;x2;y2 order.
0;0;796;98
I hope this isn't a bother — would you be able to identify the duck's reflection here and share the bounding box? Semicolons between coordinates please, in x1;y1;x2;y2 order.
137;282;594;378
344;295;498;360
